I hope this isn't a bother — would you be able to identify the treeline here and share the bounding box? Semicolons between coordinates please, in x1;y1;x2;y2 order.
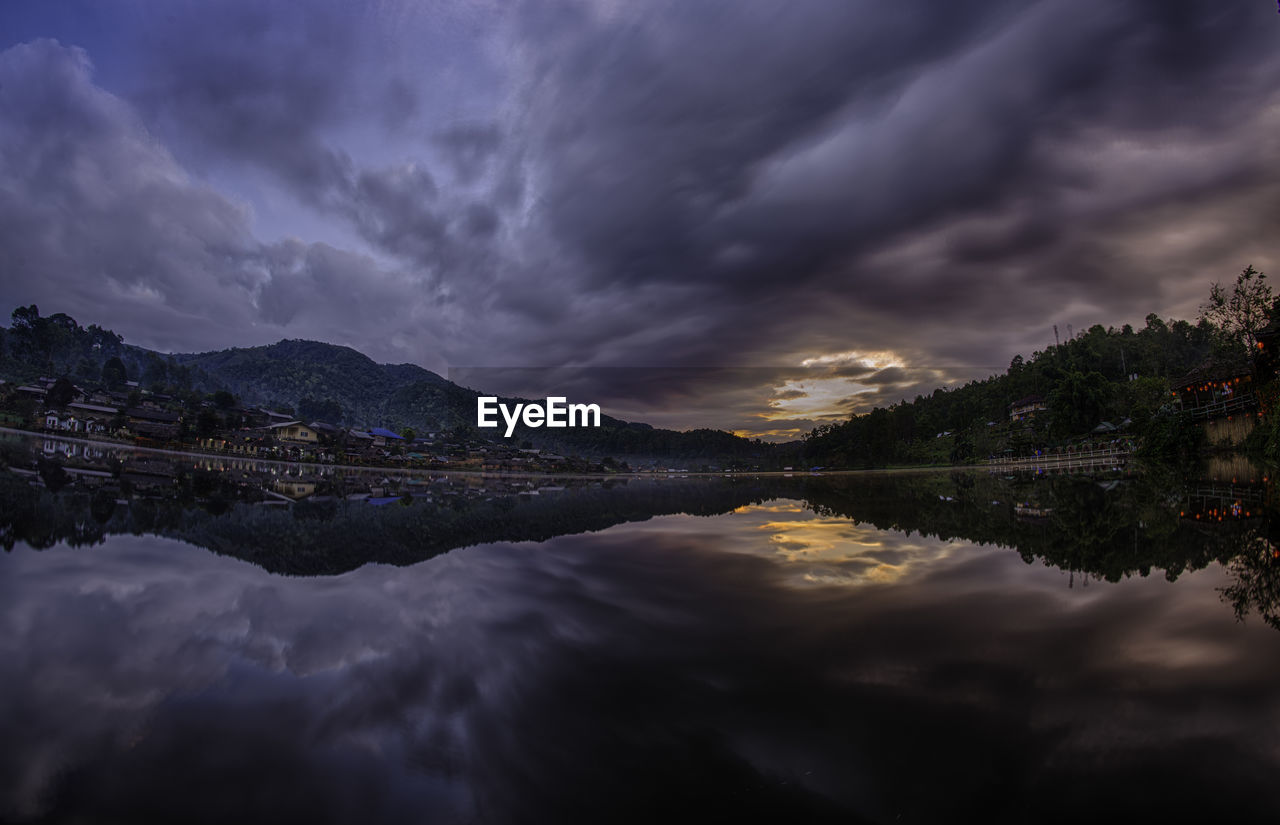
802;314;1220;467
8;282;1272;469
0;472;791;575
0;306;785;464
0;305;213;393
509;422;782;466
171;338;457;427
7;466;1278;628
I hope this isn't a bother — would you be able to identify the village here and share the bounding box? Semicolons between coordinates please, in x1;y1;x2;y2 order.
0;375;620;476
4;431;594;514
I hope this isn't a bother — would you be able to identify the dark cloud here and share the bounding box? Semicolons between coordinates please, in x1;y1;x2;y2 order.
135;0;365;204
863;366;909;386
432;122;505;184
0;39;264;350
498;0;1280;382
127;0;510;292
0;39;447;361
2;0;1279;429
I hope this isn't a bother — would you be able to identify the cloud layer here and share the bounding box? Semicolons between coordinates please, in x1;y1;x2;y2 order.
2;1;1278;432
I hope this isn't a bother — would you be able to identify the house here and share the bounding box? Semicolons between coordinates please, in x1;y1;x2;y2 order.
1009;395;1047;423
1172;358;1255;419
235;408;271;428
344;429;376;457
68;402;118;420
309;421;340;439
268;421;319;443
42;409;107;434
260;409;295;424
199;432;266;455
81;417;107;434
273;477;317;500
368;427;405;448
1256;316;1280;383
126;407;181;440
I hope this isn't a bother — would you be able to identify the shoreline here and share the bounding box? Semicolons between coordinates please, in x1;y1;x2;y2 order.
1;426;959;479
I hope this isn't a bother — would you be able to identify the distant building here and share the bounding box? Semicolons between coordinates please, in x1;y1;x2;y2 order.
268;421;319;443
1172;358;1255;419
1009;395;1047;423
126;407;181;440
1256;316;1280;383
260;408;294;423
309;421;340;438
368;427;405;447
273;478;317;499
68;402;118;417
199;432;265;455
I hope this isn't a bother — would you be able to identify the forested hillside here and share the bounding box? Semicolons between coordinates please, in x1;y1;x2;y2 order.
802;314;1222;467
0;307;779;464
4;266;1271;469
171;339;472;429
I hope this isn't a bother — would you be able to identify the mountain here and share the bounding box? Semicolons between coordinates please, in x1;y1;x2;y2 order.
170;340;472;431
173;339;779;462
0;307;781;464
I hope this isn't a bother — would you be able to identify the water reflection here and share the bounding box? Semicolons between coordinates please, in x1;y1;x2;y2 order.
5;433;1280;626
3;515;1280;822
3;434;1280;821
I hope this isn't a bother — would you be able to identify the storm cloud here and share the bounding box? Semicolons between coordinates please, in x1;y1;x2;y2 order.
2;1;1278;434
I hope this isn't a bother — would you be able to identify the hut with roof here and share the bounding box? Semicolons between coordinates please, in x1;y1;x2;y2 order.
1009;395;1047;423
1254;313;1280;385
1172;356;1256;420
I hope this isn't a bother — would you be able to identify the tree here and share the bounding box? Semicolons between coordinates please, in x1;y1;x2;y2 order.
10;304;38;330
101;357;128;389
37;457;70;494
401;427;416;442
211;390;237;409
1200;265;1272;354
143;353;168;388
298;395;343;423
1048;370;1110;436
46;377;77;408
8;305;41;359
196;408;221;438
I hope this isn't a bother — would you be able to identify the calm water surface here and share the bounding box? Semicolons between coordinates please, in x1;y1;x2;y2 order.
2;439;1280;822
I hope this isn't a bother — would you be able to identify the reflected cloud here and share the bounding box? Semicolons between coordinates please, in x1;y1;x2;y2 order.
2;500;1280;822
759;517;959;583
730;502;806;515
722;501;964;585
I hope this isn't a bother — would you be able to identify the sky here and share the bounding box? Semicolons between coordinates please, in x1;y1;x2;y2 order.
1;1;1278;438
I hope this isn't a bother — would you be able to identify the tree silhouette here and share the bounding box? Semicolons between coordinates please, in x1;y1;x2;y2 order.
101;357;128;389
46;377;77;407
1200;264;1272;355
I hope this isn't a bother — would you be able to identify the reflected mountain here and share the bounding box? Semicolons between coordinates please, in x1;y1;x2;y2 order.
5;435;1280;822
4;433;1280;629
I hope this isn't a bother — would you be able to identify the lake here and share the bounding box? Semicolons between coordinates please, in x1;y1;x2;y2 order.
2;434;1279;823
